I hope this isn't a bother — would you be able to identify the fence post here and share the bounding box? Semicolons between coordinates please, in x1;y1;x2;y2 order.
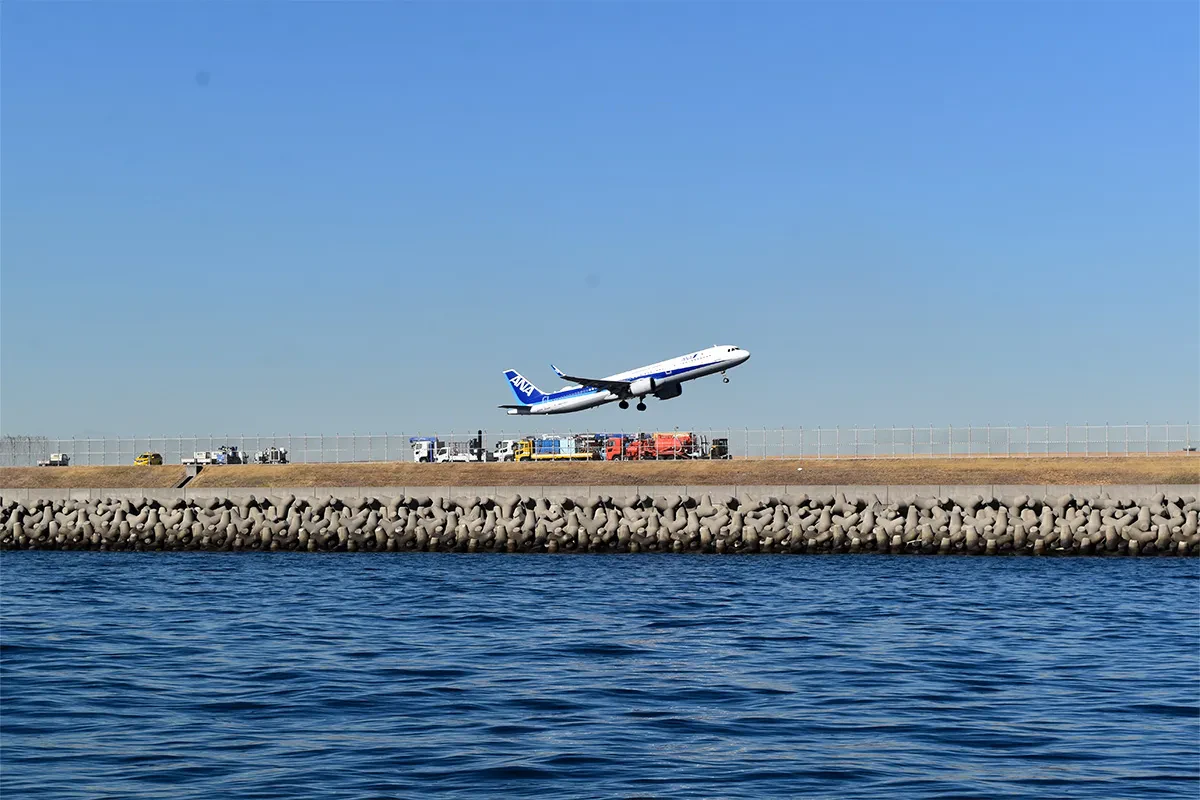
836;426;840;459
949;423;953;458
1145;422;1149;455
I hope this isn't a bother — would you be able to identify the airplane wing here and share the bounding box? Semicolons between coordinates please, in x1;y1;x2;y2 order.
550;364;634;397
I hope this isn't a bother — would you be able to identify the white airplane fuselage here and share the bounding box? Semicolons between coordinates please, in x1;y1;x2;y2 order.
501;345;750;415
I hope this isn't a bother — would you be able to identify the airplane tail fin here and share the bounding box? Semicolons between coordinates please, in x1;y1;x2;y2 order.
503;369;546;405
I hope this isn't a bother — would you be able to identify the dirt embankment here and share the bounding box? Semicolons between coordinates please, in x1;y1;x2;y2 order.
1;456;1196;490
0;465;185;489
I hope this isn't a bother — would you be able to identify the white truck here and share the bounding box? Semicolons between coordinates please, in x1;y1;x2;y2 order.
36;453;70;467
411;436;494;463
492;439;520;462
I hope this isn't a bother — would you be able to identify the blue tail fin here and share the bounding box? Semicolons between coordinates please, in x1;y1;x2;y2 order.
503;369;546;405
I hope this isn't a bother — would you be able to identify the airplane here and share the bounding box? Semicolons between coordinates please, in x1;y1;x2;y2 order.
499;345;751;415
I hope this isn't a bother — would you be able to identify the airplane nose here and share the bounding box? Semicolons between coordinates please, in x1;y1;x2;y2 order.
738;349;750;363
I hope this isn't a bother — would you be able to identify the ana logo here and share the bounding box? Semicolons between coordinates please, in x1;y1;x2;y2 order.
510;375;536;395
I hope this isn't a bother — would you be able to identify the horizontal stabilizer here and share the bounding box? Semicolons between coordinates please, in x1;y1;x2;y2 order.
498;404;532;415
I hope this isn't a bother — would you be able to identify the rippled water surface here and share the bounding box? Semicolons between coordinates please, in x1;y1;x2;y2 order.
2;554;1197;799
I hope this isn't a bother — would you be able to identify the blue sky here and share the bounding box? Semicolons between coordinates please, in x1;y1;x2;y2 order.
2;1;1197;437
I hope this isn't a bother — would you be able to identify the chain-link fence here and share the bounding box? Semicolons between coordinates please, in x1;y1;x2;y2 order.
1;424;1195;466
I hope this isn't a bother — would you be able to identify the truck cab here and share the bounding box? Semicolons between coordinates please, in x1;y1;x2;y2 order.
410;437;440;463
605;435;632;461
492;439;520;461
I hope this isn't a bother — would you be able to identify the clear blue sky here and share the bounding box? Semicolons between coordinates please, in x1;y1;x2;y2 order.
2;1;1197;437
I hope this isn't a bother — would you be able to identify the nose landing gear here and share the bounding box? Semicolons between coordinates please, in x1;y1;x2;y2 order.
723;377;730;383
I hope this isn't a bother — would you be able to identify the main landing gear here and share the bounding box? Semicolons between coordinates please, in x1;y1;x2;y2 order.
619;400;629;409
636;401;647;411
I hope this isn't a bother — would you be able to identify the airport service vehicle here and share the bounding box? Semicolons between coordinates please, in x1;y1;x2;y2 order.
605;432;733;460
499;344;751;415
36;453;70;467
411;437;490;463
705;437;732;460
512;437;599;462
623;432;696;460
253;447;289;465
490;434;625;462
134;452;163;466
437;444;479;463
492;439;521;462
182;452;209;466
182;446;246;466
411;437;442;463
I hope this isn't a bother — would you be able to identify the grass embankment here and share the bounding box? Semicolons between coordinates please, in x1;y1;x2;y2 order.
2;456;1195;490
0;465;185;490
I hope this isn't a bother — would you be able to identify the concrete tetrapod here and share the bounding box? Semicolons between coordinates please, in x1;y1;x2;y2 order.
1;492;1199;555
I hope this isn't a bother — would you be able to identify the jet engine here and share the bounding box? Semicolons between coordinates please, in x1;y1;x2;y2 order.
629;377;656;397
653;383;682;400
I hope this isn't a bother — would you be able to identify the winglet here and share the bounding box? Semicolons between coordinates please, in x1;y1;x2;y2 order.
550;363;566;378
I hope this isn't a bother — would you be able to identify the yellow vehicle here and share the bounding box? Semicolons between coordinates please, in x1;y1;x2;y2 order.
134;452;163;466
512;438;597;462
